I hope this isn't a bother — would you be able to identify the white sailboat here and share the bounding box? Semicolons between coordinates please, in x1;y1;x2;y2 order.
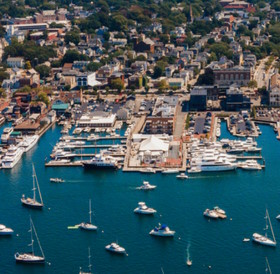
252;209;276;247
15;217;45;264
80;199;97;231
21;164;43;209
79;247;92;274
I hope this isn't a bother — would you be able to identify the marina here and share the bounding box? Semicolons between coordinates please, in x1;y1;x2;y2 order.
1;121;280;273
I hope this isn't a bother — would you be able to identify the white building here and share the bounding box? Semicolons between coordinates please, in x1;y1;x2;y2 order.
269;87;280;107
76;72;101;87
7;57;25;68
77;113;116;128
138;135;169;164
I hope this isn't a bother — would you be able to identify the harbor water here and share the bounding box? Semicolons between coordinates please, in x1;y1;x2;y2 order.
1;122;280;273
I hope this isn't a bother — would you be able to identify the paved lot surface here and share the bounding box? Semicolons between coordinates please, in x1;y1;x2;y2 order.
194;117;205;134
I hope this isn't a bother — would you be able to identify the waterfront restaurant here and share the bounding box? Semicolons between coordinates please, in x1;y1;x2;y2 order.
77;113;116;128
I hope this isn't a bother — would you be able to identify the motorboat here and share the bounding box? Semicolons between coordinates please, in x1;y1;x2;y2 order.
21;164;43;209
73;128;83;135
186;259;192;266
213;206;226;215
216;127;221;138
149;223;175;237
105;243;126;254
80;199;98;231
1;145;24;169
15;217;45;264
252;209;276;247
20;135;39;152
140;167;156;174
276;214;280;220
51;149;76;159
82;154;118;169
0;224;13;235
50;178;64;183
162;169;179;174
134;202;156;215
1;127;13;143
87;134;98;141
203;209;219;219
176;173;188;179
243;238;250;242
137;181;156;190
188;167;201;173
240;160;262;170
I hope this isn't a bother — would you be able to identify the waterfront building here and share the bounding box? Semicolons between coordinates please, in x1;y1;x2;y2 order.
77;113;116;128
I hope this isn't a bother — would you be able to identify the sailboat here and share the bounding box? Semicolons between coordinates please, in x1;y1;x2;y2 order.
80;199;97;231
21;164;43;209
252;209;276;247
79;247;92;274
15;217;45;264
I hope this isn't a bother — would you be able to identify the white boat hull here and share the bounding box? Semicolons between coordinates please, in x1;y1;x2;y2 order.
252;233;276;247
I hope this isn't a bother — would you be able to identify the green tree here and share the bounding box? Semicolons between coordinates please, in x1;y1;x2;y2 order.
248;80;258;89
0;88;6;98
109;78;124;92
65;31;80;45
158;79;168;91
62;50;89;64
37;91;50;106
86;62;102;72
153;66;163;78
35;65;50;79
25;61;32;70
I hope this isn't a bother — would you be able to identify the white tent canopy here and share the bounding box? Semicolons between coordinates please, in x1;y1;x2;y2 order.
139;135;169;152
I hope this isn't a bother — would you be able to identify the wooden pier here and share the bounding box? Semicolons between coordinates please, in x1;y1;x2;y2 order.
45;161;83;167
236;156;262;159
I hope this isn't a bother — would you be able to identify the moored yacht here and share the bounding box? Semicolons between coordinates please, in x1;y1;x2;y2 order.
21;165;43;209
105;243;126;254
149;223;175;237
252;209;276;247
80;199;98;231
82;154;118;169
1;127;13;143
134;202;156;215
203;209;219;219
140;167;156;173
15;217;45;264
20;135;39;152
1;145;24;169
137;181;156;190
0;224;13;235
240;160;262;170
162;169;179;174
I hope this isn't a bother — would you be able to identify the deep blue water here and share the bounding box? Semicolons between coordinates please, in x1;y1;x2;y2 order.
0;121;280;273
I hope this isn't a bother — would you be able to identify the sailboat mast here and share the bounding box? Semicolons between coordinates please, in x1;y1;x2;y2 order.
31;218;45;259
265;257;272;274
266;209;276;243
88;247;92;273
34;165;43;205
32;165;36;202
30;217;34;256
89;199;92;224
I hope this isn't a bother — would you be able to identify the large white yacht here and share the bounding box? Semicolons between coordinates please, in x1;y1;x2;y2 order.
20;135;39;152
1;145;24;169
1;127;13;143
192;158;236;172
82;154;118;169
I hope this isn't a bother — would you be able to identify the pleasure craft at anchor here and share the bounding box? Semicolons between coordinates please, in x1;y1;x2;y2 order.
134;202;156;215
105;243;126;254
0;224;13;235
203;209;219;219
149;224;175;237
